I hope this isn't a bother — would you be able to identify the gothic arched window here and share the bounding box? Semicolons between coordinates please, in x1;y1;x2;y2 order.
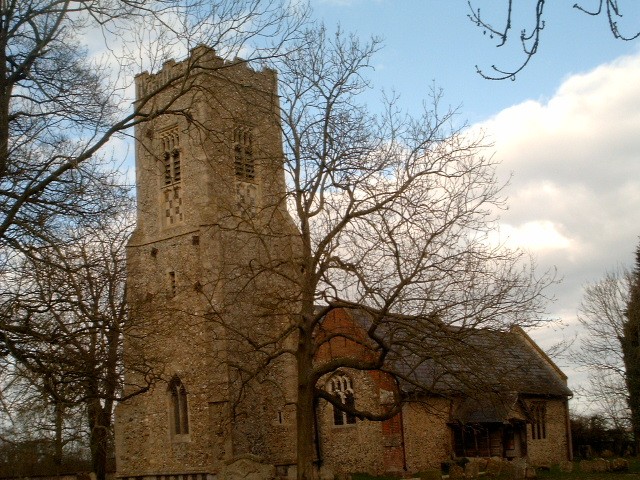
169;376;189;435
530;402;546;440
329;374;356;426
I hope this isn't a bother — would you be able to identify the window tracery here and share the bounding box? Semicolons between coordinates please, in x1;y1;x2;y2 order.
329;374;356;426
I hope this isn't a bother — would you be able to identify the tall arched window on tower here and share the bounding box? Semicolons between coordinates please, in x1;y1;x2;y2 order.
169;376;189;436
329;374;356;426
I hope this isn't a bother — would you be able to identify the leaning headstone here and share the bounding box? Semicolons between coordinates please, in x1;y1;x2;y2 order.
475;458;488;473
464;460;479;479
611;458;629;472
559;461;573;473
449;464;465;479
419;470;442;480
219;455;275;480
485;458;503;477
581;458;609;473
593;458;610;472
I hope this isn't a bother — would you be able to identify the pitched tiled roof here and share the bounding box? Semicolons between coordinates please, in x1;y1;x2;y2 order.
391;326;572;398
318;306;572;399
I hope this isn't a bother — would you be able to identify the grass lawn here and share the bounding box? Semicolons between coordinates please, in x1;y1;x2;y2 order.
353;459;640;480
534;459;640;480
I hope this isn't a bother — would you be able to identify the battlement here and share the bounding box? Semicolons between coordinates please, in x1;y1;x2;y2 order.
135;45;276;100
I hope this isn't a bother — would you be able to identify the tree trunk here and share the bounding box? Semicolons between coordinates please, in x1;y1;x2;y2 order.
296;330;316;480
88;400;110;480
54;402;63;472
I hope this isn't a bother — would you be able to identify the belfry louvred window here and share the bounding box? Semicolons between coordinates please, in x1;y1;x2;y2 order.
234;126;254;181
160;128;183;226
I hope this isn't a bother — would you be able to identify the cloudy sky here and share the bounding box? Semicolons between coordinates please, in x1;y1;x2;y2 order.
311;0;640;408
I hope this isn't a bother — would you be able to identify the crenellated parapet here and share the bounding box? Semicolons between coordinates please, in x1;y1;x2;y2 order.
135;45;277;101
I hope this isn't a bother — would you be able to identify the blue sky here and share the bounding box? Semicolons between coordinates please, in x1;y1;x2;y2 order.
312;0;640;120
311;0;640;409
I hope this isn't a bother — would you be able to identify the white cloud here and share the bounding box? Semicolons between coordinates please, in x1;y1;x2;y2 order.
500;220;573;252
475;53;640;407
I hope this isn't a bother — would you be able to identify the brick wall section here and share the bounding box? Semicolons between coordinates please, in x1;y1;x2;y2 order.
315;309;406;475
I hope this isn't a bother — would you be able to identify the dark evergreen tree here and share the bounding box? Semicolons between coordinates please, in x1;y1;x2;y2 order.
622;241;640;452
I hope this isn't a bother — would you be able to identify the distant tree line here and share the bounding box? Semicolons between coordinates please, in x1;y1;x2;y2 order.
571;413;634;459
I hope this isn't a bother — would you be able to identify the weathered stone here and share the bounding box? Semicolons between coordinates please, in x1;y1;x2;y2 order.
219;456;275;480
473;458;488;472
319;466;335;480
580;458;609;473
485;457;503;477
419;470;442;480
558;461;573;473
524;466;537;479
449;464;465;479
464;460;479;478
611;458;629;472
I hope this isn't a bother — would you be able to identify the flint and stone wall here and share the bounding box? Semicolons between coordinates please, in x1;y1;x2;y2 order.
526;399;571;466
115;46;299;478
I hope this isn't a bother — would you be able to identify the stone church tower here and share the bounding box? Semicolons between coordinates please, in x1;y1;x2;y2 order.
115;47;300;479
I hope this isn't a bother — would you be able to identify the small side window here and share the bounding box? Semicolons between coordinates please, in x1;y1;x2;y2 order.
530;402;546;440
169;376;189;435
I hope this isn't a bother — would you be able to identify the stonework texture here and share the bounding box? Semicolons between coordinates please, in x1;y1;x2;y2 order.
525;399;572;466
115;46;300;479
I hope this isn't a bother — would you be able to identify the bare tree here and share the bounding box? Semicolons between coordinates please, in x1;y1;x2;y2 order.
468;0;640;79
1;2;306;477
273;26;555;479
0;183;134;480
574;268;631;429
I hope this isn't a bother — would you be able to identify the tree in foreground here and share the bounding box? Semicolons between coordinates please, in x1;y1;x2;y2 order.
273;27;554;479
119;21;556;480
0;2;304;478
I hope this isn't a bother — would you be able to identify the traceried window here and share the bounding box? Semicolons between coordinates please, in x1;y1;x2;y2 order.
160;128;184;226
329;374;356;426
169;376;189;436
233;126;254;181
530;402;547;440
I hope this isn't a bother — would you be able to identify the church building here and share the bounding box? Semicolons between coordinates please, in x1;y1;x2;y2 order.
114;47;572;480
